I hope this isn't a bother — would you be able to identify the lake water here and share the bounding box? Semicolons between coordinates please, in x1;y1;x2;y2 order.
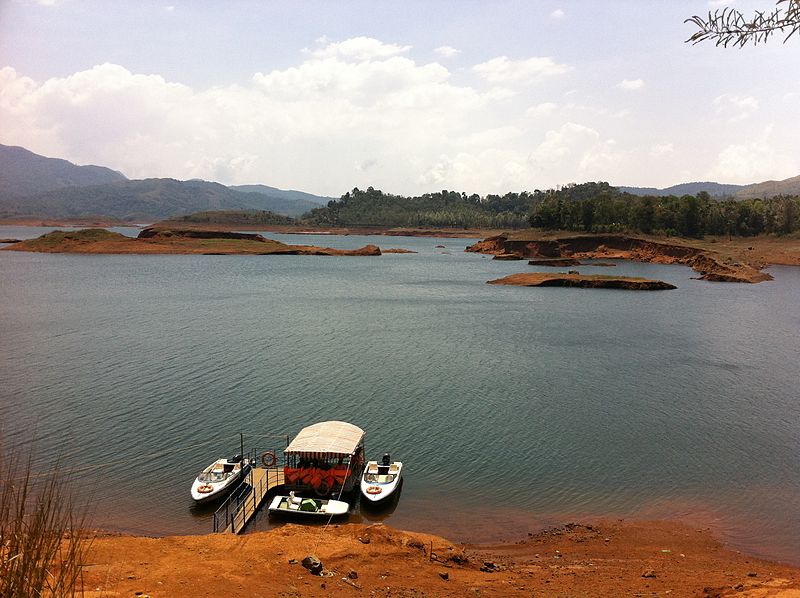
1;226;799;564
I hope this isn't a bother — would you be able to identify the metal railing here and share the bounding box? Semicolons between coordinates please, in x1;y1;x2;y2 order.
212;448;283;533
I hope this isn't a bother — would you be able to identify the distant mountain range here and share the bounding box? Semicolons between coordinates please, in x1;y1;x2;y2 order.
0;144;127;196
2;143;799;222
619;182;745;198
228;184;332;207
733;174;800;200
620;176;800;200
0;144;331;220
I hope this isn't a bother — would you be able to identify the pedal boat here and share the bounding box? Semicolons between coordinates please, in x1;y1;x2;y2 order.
360;456;403;505
190;455;248;503
268;492;350;517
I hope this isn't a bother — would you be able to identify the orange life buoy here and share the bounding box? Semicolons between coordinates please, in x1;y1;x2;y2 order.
261;451;277;467
197;484;214;494
366;485;382;495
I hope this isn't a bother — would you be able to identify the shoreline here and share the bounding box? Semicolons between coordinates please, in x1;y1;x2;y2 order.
80;518;800;596
2;221;799;269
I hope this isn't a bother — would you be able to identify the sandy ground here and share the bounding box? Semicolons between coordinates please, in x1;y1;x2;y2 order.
80;520;800;597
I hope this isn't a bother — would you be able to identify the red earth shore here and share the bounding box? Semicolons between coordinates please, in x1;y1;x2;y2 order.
2;228;384;256
466;232;783;283
79;520;800;597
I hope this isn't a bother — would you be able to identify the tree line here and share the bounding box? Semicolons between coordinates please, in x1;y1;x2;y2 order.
302;183;800;237
528;183;800;237
304;187;532;229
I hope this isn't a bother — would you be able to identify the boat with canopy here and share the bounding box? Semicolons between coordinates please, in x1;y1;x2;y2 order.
281;420;365;497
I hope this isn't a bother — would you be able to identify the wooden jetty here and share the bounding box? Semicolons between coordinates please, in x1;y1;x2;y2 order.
213;466;285;534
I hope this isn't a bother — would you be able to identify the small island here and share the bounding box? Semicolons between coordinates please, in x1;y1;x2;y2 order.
488;272;677;290
2;228;383;256
468;232;773;283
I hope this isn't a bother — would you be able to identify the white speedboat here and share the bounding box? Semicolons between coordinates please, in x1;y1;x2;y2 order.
268;492;350;517
190;455;248;503
360;454;403;505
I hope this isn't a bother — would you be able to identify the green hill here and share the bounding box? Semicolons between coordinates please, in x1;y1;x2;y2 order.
161;209;296;226
619;182;744;197
735;174;800;199
228;184;332;208
0;178;317;221
0;143;127;197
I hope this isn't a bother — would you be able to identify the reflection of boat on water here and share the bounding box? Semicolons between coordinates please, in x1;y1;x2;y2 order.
360;454;403;506
191;455;249;503
268;492;349;518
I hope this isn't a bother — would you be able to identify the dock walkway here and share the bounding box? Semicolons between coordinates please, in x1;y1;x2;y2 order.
214;466;284;534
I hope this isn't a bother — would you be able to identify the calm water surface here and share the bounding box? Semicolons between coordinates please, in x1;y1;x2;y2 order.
1;226;798;563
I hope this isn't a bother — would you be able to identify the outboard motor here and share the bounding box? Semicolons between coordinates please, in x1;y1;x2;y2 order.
382;453;391;466
229;454;243;463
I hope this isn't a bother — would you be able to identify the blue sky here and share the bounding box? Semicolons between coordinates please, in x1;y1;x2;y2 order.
1;0;798;196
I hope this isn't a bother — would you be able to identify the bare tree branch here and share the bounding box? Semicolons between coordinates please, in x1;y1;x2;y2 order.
685;0;800;46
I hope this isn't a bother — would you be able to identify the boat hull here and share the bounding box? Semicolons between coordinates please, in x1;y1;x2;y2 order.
268;495;350;518
190;470;242;503
360;461;403;505
360;476;402;505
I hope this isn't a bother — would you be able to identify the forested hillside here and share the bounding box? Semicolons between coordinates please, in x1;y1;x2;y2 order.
305;183;800;237
163;209;296;226
529;183;800;237
304;187;534;229
0;178;317;221
0;143;126;197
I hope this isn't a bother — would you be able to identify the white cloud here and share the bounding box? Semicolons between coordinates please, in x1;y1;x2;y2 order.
473;55;572;84
618;78;644;90
164;5;175;12
550;8;565;19
650;143;674;156
713;93;759;122
4;34;791;196
434;46;460;58
484;86;517;101
310;37;411;61
0;48;500;193
714;93;759;111
528;122;621;181
706;127;797;183
525;102;558;118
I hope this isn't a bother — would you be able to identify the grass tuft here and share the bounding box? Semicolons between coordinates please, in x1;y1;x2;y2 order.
0;438;92;597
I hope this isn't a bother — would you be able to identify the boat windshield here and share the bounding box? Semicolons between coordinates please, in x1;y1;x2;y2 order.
198;471;229;483
364;473;395;484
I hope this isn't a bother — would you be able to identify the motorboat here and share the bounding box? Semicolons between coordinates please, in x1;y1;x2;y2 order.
282;421;366;498
360;454;403;505
190;455;249;503
268;492;350;517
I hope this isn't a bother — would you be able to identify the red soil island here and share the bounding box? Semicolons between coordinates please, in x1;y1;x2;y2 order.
468;233;772;283
3;228;382;256
488;272;677;290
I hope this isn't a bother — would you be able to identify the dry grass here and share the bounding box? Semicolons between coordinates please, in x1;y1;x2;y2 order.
0;440;92;597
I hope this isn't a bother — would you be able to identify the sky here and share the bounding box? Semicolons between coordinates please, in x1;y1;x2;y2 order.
0;0;798;197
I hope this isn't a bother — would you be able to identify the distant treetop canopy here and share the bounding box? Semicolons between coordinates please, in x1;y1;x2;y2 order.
686;0;800;46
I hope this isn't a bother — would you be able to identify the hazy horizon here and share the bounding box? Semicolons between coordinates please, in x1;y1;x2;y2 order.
1;0;798;196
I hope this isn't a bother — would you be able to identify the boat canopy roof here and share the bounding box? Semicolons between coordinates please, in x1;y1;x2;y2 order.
285;421;365;458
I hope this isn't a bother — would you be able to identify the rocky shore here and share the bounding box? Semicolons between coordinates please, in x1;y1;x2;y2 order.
79;521;800;597
468;233;773;283
488;272;677;290
2;228;383;256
